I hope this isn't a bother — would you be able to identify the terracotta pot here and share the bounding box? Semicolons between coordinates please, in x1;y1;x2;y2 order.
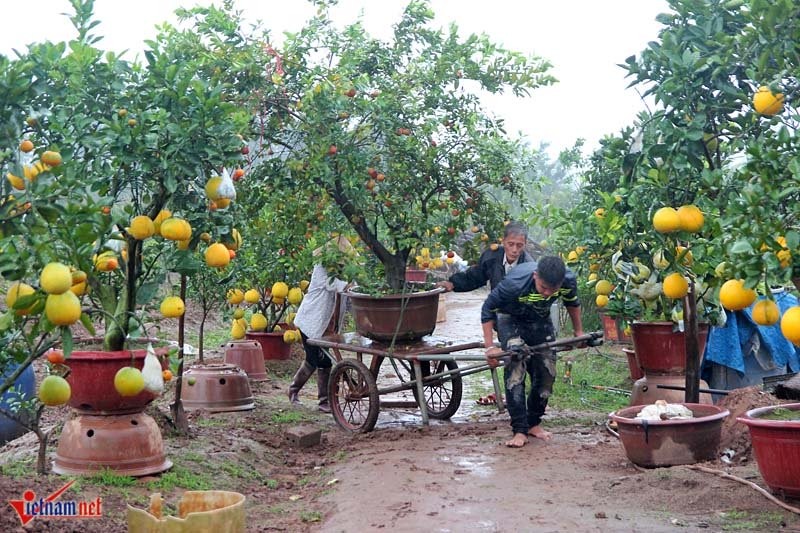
65;346;168;415
630;321;709;375
738;403;800;498
127;490;246;532
180;364;254;412
621;347;644;381
223;341;268;381
405;269;428;283
610;403;729;468
347;287;443;341
53;412;172;476
245;328;292;360
600;313;631;343
0;363;35;445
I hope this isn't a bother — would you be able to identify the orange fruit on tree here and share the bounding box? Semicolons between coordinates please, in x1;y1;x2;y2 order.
595;294;609;307
753;85;784;116
250;312;268;331
205;242;231;268
162;369;173;381
752;299;780;326
40;150;62;167
160;296;185;318
244;288;260;304
662;272;688;299
676;205;704;232
719;279;757;311
595;280;613;296
114;366;145;397
299;280;310;291
231;320;246;340
652;207;681;233
19;139;34;153
160;218;192;241
781;306;800;345
128;215;155;240
40;262;73;294
45;291;82;325
6;281;36;315
271;282;289;299
153;209;172;234
46;349;66;364
6;172;25;190
227;288;245;304
216;198;231;209
38;375;71;406
287;287;303;305
676;246;693;266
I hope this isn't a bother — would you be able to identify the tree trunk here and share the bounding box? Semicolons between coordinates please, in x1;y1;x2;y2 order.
170;275;190;434
384;254;407;292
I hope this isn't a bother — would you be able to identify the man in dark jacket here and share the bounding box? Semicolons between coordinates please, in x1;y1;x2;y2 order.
482;256;583;448
437;221;532;292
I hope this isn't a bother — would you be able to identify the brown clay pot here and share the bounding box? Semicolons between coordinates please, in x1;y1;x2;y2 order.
405;269;428;283
245;324;293;360
347;287;443;341
738;403;800;498
610;403;729;468
223;341;268;381
630;321;709;375
622;347;644;381
53;412;172;476
180;364;254;412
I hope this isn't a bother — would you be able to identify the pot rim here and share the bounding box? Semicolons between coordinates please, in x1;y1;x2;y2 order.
610;403;729;425
737;402;800;427
631;320;710;327
346;286;445;299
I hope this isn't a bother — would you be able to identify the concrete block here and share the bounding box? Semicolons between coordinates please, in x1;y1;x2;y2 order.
285;425;322;449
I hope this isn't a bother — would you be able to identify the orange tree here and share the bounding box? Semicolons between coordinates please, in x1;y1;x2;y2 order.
250;0;555;291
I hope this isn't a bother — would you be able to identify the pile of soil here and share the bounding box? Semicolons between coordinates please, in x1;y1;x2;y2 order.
716;386;786;463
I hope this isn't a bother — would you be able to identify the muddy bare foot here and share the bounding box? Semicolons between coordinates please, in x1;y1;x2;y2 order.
505;432;528;448
528;425;552;441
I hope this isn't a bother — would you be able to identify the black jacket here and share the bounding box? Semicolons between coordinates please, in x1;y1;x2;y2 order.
449;246;533;292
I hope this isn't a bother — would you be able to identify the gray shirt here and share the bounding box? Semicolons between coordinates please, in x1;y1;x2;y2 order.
293;264;348;339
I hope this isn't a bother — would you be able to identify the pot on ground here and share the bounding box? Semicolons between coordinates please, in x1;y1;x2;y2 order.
631;321;709;375
245;324;294;360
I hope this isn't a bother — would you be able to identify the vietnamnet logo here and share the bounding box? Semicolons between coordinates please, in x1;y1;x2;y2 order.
8;480;102;525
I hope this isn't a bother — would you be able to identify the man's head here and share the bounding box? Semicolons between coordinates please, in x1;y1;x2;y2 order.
534;256;566;297
502;221;528;263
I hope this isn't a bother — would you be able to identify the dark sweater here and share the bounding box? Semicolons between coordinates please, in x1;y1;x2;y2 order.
449;246;533;292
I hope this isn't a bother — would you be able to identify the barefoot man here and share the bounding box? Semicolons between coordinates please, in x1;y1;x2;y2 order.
482;256;583;448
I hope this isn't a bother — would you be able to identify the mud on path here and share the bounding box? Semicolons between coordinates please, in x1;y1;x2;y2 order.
0;290;798;532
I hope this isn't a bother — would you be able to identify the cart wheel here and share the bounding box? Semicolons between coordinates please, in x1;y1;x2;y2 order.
329;359;380;432
411;360;462;420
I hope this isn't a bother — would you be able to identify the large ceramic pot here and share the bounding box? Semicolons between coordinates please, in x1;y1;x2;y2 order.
610;403;729;468
65;345;167;415
0;363;36;445
347;287;444;342
600;313;631;343
737;403;800;498
631;321;709;375
245;324;293;360
405;269;428;283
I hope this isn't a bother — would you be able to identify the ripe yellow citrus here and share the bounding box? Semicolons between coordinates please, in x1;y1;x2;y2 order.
271;282;289;299
114;367;145;397
250;312;268;331
652;207;681;233
287;287;303;305
128;215;155;240
588;272;598;282
205;176;223;201
6;281;36;315
45;291;82;325
19;139;34;153
40;262;73;295
6;172;25;190
244;289;260;304
227;288;245;304
567;251;579;263
216;198;231;209
94;252;118;272
595;294;609;307
232;308;245;319
153;209;172;234
781;306;800;345
719;279;757;311
753;85;784;116
662;273;689;299
752;300;780;326
272;295;285;306
41;151;62;167
589;263;600;272
70;281;87;297
160;218;192;241
676;205;704;232
205;242;231;268
594;208;605;219
223;229;242;251
38;375;71;406
231;320;246;339
177;239;190;251
595;280;613;296
160;296;185;318
676;246;693;266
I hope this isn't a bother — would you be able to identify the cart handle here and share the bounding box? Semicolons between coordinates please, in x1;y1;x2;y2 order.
486;331;604;360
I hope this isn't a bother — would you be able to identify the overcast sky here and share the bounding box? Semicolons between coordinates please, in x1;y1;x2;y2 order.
0;0;669;157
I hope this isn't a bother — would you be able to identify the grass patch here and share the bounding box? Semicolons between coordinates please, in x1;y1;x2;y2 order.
147;465;213;491
0;457;35;478
300;510;322;523
271;410;311;424
83;468;138;487
719;510;786;531
195;416;228;428
548;347;630;414
265;478;279;489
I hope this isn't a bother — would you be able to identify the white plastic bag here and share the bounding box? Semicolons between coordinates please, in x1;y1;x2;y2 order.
142;343;164;395
216;168;237;200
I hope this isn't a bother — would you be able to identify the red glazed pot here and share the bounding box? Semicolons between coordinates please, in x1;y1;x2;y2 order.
405;269;428;283
245;327;292;360
65;347;167;415
630;321;709;375
622;347;644;381
738;403;800;499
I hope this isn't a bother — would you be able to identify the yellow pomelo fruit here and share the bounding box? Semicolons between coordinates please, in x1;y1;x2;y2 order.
595;294;609;307
227;288;245;304
153;209;172;235
299;280;310;292
652;207;681;233
781;307;800;345
205;176;223;201
752;300;780;326
160;296;185;318
595;280;613;296
587;273;598;283
567;251;579;263
232;308;245;319
40;262;72;295
676;205;704;233
6;281;36;315
250;312;268;331
45;291;82;325
271;282;289;299
205;243;231;268
589;263;600;272
676;246;693;266
287;287;303;305
216;198;231;209
753;85;784;116
272;295;285;306
719;279;757;311
6;172;25;190
70;281;87;296
231;320;246;340
283;330;299;344
38;375;71;406
160;218;192;241
223;229;242;251
662;273;688;299
41;150;62;167
244;289;260;304
114;367;145;397
128;215;155;240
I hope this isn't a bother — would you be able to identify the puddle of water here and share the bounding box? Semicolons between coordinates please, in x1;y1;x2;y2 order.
455;457;492;478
